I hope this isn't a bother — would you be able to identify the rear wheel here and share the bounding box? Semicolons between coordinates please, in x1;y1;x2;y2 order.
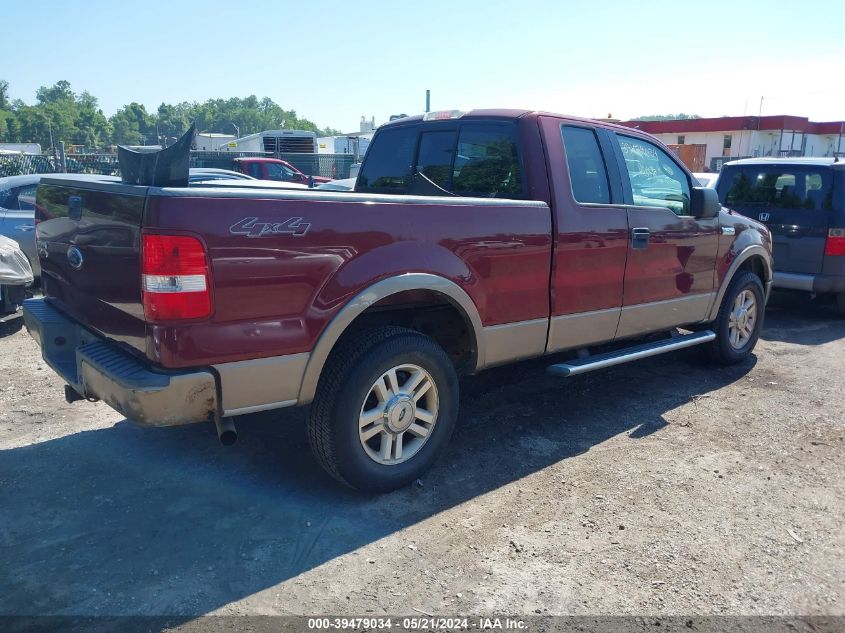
307;326;458;492
707;271;765;364
836;293;845;317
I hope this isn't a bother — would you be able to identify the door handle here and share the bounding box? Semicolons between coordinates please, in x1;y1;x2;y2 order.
631;227;650;249
15;224;35;232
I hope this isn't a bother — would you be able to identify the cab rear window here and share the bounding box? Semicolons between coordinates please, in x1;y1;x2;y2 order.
719;167;833;210
357;121;525;199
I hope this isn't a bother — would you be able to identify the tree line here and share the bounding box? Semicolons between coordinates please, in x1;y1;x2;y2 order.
0;80;342;150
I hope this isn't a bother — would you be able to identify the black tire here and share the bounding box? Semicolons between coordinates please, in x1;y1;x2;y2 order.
307;326;459;492
706;271;765;364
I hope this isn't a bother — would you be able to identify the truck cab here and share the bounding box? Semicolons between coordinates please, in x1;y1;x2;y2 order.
231;157;331;185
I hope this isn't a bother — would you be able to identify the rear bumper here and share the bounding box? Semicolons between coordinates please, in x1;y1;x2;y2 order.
773;272;845;294
22;298;219;427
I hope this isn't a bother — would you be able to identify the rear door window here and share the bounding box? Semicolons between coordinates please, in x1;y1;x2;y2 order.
357;125;418;194
359;121;524;198
561;125;611;204
451;124;523;198
720;167;833;210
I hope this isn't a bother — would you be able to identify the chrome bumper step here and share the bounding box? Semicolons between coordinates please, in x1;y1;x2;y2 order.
547;330;716;378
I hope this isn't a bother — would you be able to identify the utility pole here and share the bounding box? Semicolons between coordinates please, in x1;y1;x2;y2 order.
425;89;430;113
230;122;240;138
58;141;67;173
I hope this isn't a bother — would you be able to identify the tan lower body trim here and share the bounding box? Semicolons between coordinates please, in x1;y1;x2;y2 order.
616;293;715;339
480;318;548;368
547;307;620;353
223;400;298;417
214;352;309;416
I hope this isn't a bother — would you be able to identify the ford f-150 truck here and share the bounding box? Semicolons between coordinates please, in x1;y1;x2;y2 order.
24;109;773;491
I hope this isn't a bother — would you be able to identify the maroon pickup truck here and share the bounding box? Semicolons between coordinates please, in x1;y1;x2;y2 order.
24;109;772;491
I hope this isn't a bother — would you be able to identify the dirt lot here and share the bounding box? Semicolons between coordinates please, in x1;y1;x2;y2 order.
0;293;842;622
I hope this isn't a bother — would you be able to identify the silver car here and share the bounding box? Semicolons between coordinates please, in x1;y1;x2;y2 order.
0;234;33;317
0;175;39;277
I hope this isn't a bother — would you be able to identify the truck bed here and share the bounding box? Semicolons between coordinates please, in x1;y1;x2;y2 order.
36;176;552;369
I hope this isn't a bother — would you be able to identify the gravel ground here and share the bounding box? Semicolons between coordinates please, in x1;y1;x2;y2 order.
0;293;842;622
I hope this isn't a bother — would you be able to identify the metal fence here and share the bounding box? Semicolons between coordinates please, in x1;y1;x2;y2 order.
0;153;120;178
280;153;356;179
2;151;357;180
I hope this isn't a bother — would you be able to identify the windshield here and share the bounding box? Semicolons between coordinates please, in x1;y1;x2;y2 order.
719;166;833;210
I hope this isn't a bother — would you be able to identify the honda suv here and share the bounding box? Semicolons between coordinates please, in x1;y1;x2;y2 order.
718;158;845;314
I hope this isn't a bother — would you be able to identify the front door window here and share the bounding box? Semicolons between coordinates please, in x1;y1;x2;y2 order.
618;135;691;216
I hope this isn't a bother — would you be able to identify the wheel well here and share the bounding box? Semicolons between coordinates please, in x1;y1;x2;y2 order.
737;255;769;284
337;289;477;374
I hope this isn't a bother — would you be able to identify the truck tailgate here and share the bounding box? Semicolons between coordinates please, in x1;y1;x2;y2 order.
36;180;147;355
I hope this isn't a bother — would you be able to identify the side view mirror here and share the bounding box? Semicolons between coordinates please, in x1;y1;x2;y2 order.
690;186;720;219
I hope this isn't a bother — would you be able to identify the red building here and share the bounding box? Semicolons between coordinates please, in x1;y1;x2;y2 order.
618;115;845;171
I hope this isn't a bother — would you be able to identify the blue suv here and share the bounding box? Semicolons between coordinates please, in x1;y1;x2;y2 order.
718;158;845;315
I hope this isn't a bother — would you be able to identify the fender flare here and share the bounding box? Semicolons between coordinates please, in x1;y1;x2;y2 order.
297;273;484;405
706;244;773;321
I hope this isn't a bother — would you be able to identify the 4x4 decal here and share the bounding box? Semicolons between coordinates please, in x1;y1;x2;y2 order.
229;216;311;238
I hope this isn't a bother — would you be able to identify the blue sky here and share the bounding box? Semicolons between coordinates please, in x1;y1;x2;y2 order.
2;0;843;131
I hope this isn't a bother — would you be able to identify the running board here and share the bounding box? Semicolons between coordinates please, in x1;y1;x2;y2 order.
547;330;716;378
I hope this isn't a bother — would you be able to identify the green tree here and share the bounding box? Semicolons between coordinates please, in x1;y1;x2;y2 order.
109;102;155;145
0;80;13;142
1;79;342;149
0;80;9;110
74;91;111;146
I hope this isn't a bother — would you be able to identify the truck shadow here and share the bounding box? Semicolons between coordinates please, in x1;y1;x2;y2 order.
0;350;754;619
761;291;845;346
0;316;24;338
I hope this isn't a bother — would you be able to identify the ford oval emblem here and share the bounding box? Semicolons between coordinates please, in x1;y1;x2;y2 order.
67;246;84;270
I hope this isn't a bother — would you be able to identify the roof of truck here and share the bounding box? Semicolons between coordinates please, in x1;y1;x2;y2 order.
724;157;844;168
378;109;530;128
379;109;652;135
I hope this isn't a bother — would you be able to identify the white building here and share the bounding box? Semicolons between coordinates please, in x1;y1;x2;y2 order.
316;133;373;160
0;143;42;154
194;133;236;151
619;115;845;171
316;115;378;160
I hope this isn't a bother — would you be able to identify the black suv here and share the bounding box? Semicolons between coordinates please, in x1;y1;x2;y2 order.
718;158;845;314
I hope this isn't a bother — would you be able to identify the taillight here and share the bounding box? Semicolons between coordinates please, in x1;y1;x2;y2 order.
824;229;845;256
141;234;212;322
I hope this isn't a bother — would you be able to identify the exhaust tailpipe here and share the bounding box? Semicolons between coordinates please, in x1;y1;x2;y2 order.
215;416;237;446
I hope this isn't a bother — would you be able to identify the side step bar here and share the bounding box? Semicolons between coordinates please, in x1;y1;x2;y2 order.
547;330;716;378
